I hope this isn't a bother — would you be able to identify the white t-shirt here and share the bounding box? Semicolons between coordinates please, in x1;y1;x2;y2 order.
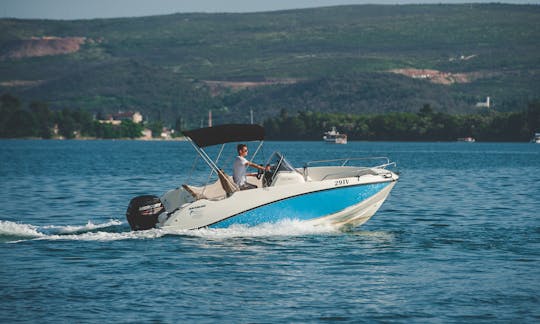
233;155;248;186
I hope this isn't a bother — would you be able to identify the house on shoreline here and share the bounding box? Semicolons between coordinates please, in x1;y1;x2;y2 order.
98;111;143;125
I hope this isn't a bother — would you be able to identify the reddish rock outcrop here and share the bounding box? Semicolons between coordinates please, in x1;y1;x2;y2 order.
1;36;86;60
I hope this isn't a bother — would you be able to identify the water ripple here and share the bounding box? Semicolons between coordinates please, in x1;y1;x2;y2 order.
1;140;539;322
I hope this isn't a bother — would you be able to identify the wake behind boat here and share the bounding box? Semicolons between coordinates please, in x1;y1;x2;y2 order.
126;124;398;231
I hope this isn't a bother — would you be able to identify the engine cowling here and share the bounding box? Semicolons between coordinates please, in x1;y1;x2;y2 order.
126;195;164;231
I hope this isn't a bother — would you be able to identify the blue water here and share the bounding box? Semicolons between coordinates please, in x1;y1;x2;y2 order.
1;140;539;322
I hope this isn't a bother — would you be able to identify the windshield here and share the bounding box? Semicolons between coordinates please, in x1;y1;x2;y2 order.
266;152;295;172
261;152;299;187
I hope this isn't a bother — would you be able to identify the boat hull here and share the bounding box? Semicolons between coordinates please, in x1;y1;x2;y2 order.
159;176;397;230
210;182;393;228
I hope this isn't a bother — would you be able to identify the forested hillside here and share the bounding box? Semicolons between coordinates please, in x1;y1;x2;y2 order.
1;4;539;128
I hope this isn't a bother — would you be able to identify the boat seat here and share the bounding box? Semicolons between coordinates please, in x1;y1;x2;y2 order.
217;169;239;196
182;184;206;200
182;174;234;201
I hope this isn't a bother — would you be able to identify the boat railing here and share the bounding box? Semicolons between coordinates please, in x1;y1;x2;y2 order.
303;157;396;181
304;156;390;168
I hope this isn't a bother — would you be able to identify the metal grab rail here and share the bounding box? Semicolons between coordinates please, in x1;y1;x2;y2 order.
303;157;396;181
304;156;391;168
318;163;397;181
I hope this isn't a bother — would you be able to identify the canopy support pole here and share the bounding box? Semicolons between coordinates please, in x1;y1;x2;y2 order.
187;138;220;175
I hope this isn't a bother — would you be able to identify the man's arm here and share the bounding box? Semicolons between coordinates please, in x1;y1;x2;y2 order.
246;161;266;171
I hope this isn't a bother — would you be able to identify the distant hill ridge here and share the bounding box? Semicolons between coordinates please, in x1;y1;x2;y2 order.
0;4;539;126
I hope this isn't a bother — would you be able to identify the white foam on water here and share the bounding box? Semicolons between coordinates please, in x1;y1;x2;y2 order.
1;218;341;243
36;228;168;242
167;219;341;239
0;219;131;243
41;219;123;234
0;220;45;238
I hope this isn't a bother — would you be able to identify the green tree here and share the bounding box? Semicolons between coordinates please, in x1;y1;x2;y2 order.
120;120;143;138
29;101;52;138
526;101;540;135
174;116;184;133
0;94;23;137
71;109;95;137
8;109;38;138
58;114;76;139
148;121;163;138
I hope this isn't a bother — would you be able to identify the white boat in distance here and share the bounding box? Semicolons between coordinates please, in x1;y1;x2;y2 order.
532;133;540;143
457;137;476;142
323;126;347;144
126;124;398;231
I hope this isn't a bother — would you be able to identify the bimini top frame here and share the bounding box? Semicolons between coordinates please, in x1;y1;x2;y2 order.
183;124;264;148
182;124;265;180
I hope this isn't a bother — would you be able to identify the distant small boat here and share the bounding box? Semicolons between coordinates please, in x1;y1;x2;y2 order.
323;127;347;144
457;137;475;142
531;133;540;144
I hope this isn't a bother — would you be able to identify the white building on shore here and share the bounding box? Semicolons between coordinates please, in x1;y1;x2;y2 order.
99;111;143;125
476;97;491;108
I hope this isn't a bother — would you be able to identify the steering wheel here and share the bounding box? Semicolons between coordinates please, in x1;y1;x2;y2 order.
262;165;274;187
256;168;264;180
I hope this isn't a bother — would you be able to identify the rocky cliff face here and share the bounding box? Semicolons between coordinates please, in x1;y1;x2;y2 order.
1;36;86;60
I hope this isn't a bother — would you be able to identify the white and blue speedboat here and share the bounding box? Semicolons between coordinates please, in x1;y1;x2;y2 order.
126;124;398;231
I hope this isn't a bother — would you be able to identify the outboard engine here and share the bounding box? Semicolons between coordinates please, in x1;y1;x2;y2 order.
126;195;164;231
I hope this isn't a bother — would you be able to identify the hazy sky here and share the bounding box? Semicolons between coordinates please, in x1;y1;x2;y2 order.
1;0;539;20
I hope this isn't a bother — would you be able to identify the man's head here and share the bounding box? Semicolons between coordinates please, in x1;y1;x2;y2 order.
237;144;248;156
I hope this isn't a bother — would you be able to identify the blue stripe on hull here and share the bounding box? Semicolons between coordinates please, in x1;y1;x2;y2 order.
210;182;390;228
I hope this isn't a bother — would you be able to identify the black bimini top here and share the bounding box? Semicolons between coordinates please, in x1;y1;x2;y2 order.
182;124;265;148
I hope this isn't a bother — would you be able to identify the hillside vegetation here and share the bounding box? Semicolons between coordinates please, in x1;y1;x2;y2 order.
1;4;539;127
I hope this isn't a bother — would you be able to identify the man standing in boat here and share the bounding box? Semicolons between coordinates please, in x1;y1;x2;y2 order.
233;144;268;190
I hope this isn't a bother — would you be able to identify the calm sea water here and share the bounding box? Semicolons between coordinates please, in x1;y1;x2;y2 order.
1;140;539;323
